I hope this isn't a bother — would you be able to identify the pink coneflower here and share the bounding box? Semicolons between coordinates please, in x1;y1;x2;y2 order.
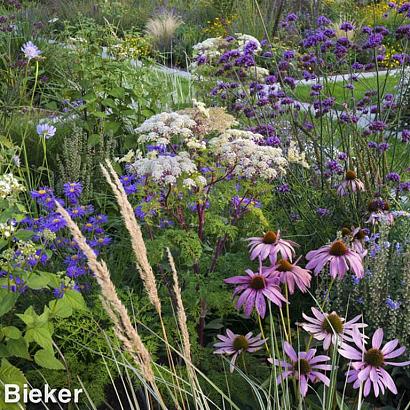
339;328;410;397
266;259;311;294
224;267;287;318
305;240;364;279
213;329;266;372
341;227;368;257
337;170;365;196
300;307;367;350
351;227;368;256
269;342;332;397
247;230;297;264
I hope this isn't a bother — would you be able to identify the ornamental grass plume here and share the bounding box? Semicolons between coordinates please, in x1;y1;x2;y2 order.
145;10;182;51
166;248;192;365
100;160;161;315
55;202;158;390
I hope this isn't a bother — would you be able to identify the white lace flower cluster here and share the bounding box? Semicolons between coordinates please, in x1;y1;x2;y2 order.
129;151;202;187
192;37;229;60
287;141;310;168
209;130;288;180
135;112;197;146
0;173;25;200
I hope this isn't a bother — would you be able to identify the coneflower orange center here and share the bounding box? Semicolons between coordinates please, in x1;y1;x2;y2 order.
263;231;277;244
341;227;351;237
233;335;249;351
294;359;311;375
329;240;348;256
345;170;357;180
354;229;366;241
364;348;384;367
277;259;293;272
250;275;266;290
321;313;344;334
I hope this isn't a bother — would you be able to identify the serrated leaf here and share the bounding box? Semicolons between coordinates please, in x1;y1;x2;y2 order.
6;338;30;360
0;359;27;409
0;289;18;317
25;326;53;351
49;299;73;319
34;349;64;370
26;273;50;289
63;290;86;311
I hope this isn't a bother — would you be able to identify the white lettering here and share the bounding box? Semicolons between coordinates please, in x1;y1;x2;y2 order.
5;384;20;403
58;389;71;403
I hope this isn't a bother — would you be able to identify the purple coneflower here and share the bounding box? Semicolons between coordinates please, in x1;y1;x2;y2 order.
247;230;297;264
305;240;364;279
300;307;367;350
21;41;41;60
337;170;365;196
267;259;311;294
36;123;56;139
270;342;332;397
339;328;410;397
224;267;287;318
213;329;266;372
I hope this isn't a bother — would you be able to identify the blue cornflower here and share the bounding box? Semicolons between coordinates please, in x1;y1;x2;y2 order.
63;182;83;203
66;265;86;278
68;206;88;219
45;213;66;232
89;236;112;247
89;214;108;224
36;123;56;139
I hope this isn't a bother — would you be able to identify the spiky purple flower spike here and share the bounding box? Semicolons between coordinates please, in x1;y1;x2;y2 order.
339;328;410;397
269;342;332;397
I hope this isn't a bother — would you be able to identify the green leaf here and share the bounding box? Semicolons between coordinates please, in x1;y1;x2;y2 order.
49;299;73;319
34;349;64;370
0;359;27;409
13;230;34;241
0;289;18;317
25;326;53;351
2;326;21;340
88;133;101;146
63;290;86;311
6;338;30;360
26;273;51;289
108;87;125;98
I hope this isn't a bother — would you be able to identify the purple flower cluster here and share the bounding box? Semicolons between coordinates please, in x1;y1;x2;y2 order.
24;182;111;296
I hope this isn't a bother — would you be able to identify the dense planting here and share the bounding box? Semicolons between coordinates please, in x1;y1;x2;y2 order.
0;0;409;408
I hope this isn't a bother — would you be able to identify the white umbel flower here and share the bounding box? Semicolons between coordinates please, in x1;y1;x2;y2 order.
135;112;197;146
129;152;197;185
